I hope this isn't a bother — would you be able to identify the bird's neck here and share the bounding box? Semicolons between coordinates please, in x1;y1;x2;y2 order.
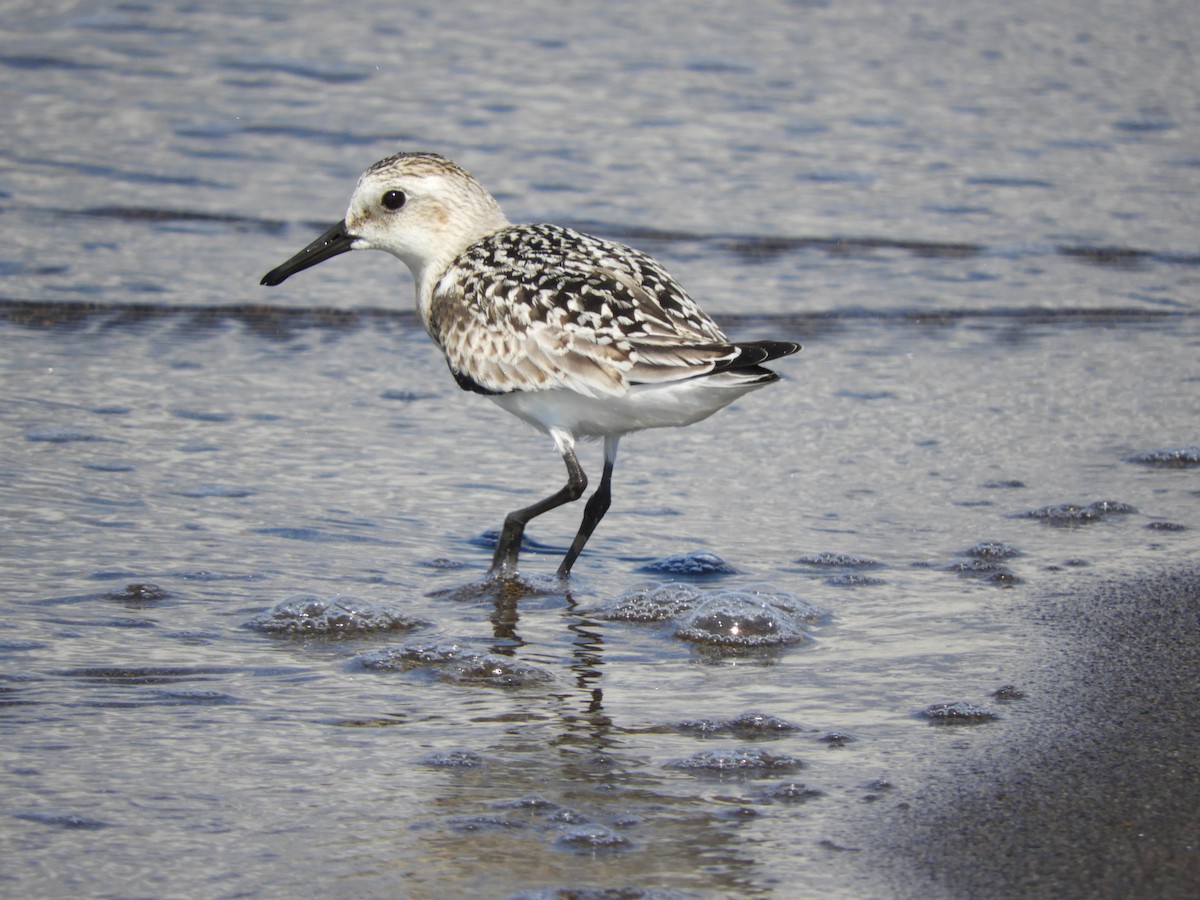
412;212;510;312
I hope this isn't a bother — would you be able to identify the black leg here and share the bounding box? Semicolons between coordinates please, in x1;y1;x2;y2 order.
491;441;587;576
558;436;620;577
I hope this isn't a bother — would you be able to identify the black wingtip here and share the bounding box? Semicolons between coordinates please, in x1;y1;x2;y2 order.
752;340;802;361
732;340;802;366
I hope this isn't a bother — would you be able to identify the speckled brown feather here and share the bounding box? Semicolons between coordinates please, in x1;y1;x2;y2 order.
427;223;744;397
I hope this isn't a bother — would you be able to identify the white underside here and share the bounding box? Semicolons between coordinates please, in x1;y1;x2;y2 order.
489;371;773;440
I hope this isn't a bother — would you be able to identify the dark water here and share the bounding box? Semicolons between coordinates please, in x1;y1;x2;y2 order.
2;1;1198;897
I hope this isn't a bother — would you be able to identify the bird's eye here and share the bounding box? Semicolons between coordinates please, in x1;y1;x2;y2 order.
381;190;407;211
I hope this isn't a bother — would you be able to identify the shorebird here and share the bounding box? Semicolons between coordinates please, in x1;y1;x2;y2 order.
261;153;799;577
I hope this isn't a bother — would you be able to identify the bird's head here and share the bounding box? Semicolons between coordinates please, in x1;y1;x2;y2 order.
261;152;509;289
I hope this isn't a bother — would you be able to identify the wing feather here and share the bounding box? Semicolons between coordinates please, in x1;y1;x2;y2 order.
425;224;794;397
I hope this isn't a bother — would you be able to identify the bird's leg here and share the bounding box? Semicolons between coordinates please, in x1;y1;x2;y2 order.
491;431;587;576
558;436;620;578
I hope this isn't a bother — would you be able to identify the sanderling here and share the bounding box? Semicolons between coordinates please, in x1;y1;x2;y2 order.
262;152;799;577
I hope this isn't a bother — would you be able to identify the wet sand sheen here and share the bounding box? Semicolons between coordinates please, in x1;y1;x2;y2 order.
878;566;1200;899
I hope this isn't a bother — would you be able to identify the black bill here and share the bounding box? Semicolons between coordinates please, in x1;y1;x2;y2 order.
260;220;355;286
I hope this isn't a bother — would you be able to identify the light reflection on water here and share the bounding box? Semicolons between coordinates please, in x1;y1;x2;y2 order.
2;0;1199;893
2;306;1197;896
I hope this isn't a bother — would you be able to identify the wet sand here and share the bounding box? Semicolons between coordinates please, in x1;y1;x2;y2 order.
879;564;1200;899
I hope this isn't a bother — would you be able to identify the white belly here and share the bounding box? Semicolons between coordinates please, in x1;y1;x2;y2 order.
489;372;774;439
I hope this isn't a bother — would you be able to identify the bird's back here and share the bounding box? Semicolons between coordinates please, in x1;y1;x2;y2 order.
427;223;792;399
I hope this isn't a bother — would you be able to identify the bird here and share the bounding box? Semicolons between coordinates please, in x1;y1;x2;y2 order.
261;152;799;577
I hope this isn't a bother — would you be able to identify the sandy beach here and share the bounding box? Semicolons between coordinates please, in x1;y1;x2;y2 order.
877;564;1200;899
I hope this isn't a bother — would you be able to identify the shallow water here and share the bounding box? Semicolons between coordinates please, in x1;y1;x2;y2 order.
2;1;1199;897
4;305;1198;897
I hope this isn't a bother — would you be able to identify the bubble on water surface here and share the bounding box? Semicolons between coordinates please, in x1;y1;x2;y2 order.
355;640;552;687
1019;500;1136;526
244;594;426;636
826;573;887;587
446;814;525;833
1146;521;1186;531
673;595;813;647
794;552;882;569
665;747;804;775
439;653;554;687
760;782;824;803
593;583;706;622
945;559;1021;586
920;701;999;724
591;583;825;650
355;640;473;671
727;585;827;622
1126;445;1200;467
554;824;633;852
674;711;804;738
546;807;591;825
820;732;855;747
793;552;887;584
964;541;1022;559
420;750;486;768
637;550;736;576
103;582;169;607
983;570;1020;586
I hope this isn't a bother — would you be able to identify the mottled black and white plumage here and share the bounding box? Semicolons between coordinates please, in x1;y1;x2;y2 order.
262;152;799;577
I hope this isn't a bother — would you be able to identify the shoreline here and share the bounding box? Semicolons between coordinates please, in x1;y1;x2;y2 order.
874;563;1200;899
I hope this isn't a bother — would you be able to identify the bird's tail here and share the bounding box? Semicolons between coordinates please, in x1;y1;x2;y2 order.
712;340;802;374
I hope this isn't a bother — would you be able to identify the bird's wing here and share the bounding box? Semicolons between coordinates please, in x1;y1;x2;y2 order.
427;225;744;397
